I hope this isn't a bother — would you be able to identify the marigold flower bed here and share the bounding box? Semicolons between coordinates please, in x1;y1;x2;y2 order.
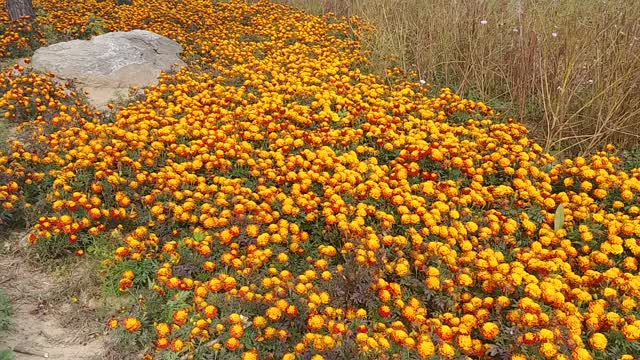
1;1;640;359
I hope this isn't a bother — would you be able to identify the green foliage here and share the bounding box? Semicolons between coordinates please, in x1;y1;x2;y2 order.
0;121;12;158
0;289;12;333
0;350;15;360
82;14;106;38
621;146;640;171
0;289;15;360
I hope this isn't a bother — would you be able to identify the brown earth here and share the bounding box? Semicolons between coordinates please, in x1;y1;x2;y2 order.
0;234;108;360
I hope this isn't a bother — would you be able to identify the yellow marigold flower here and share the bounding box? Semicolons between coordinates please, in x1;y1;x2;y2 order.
538;328;554;342
229;313;242;324
622;324;640;341
571;348;593;360
543;197;556;209
602;287;617;298
277;252;289;263
395;261;410;276
456;334;473;352
539;342;557;358
457;273;474;287
426;276;440;290
242;350;258;360
438;342;455;359
253;316;267;329
246;224;260;237
266;306;282;322
588;333;607;351
307;314;325;331
622;298;637;312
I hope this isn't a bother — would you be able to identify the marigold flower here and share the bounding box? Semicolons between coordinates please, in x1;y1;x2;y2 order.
156;337;169;350
230;323;245;338
225;337;241;351
242;350;259;360
123;317;141;332
173;309;189;326
416;336;435;358
480;322;499;339
571;347;593;360
266;307;282;322
588;333;607;351
156;323;171;337
378;305;391;318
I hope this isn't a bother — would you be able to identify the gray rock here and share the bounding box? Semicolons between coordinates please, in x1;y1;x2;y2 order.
31;30;186;109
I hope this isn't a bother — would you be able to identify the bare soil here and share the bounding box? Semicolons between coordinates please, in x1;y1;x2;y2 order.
0;236;107;360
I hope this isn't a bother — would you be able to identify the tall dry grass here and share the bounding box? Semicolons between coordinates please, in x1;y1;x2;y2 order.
274;0;640;157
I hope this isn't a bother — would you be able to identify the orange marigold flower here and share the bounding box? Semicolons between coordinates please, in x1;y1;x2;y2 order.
171;338;184;352
123;317;141;332
225;337;241;351
378;305;391;318
173;309;189;326
204;305;218;319
156;323;171;337
156;337;170;350
416;336;435;358
480;322;499;340
230;323;245;338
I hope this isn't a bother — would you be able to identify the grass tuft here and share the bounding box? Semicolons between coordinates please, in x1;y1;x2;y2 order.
0;289;14;360
0;289;12;333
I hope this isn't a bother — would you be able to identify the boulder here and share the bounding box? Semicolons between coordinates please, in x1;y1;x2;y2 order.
31;30;186;109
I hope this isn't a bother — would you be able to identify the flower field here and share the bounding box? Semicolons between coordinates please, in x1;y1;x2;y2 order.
2;0;640;359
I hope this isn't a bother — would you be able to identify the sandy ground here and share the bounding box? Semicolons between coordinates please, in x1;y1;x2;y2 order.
0;237;107;360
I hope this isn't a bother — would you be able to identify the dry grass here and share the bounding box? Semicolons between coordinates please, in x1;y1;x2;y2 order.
275;0;640;157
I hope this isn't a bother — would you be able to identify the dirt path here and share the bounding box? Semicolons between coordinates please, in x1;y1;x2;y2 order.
0;238;108;360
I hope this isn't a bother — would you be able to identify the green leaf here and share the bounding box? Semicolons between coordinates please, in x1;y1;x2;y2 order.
193;230;205;242
554;204;565;232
